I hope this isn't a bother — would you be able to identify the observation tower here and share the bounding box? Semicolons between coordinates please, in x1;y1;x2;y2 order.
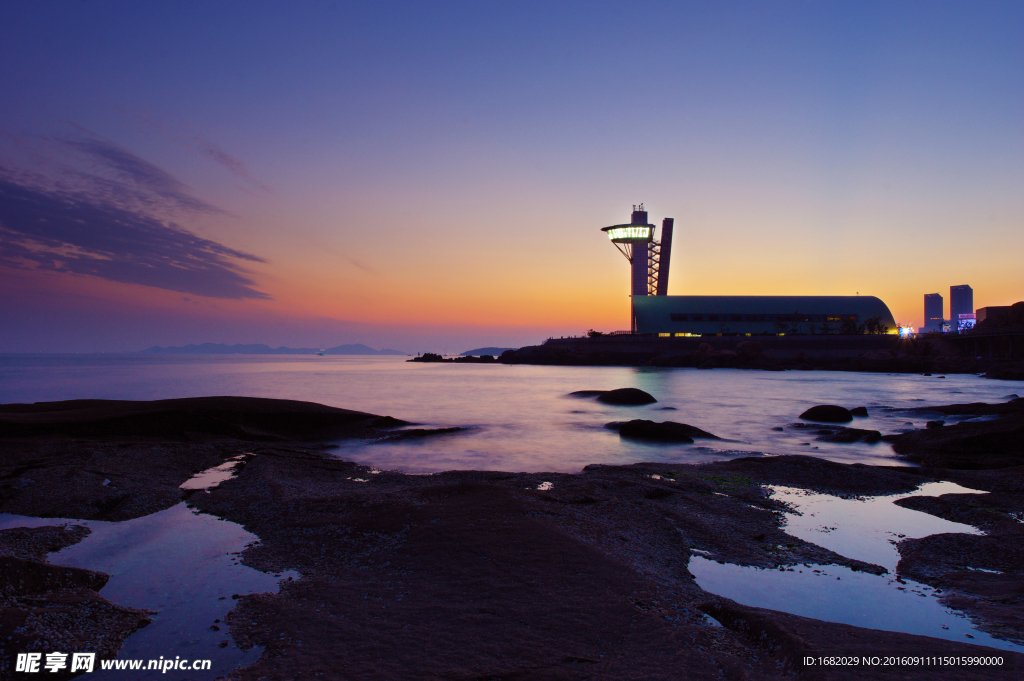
601;204;674;332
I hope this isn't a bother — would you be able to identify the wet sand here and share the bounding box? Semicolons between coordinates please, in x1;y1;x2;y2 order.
2;396;1023;679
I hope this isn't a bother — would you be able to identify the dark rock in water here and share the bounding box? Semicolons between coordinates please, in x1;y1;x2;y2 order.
790;423;879;442
0;395;411;442
605;420;692;443
567;390;608;398
1004;394;1020;400
657;406;678;411
886;397;1024;469
799;405;853;423
606;420;721;442
375;426;467;442
850;406;869;417
926;420;945;429
815;427;882;444
771;426;784;431
409;353;496;364
923;373;932;376
595;388;657;405
409;352;446;362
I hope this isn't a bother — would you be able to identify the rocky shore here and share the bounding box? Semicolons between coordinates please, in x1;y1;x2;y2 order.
2;396;1023;679
499;335;1024;379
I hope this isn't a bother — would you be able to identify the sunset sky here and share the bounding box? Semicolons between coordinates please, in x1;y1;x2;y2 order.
2;1;1022;353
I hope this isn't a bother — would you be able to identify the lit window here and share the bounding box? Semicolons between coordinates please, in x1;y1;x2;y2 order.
604;226;653;241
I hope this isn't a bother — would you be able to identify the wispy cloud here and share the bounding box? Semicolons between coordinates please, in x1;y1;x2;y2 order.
119;109;272;193
190;135;273;194
0;177;269;300
62;127;223;215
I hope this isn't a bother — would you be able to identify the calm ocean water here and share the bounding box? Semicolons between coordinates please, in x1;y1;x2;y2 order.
1;354;1020;473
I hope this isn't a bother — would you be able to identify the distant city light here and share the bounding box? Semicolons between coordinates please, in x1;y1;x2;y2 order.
957;313;976;332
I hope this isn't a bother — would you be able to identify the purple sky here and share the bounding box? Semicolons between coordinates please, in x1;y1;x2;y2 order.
1;1;1022;353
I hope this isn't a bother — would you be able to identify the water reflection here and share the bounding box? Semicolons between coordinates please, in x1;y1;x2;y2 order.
689;480;1021;652
771;481;984;572
689;557;1020;651
180;455;248;491
0;505;298;679
1;355;1020;473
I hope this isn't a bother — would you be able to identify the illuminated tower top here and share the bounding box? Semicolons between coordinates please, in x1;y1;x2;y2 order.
601;203;655;253
600;204;675;332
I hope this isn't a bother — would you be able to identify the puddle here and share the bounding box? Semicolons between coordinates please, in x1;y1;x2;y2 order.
771;481;984;572
689;480;1022;652
0;504;298;679
180;456;247;489
180;455;248;491
689;557;1020;651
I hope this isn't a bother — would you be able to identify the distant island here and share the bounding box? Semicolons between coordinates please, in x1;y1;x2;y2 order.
139;343;406;355
460;347;514;357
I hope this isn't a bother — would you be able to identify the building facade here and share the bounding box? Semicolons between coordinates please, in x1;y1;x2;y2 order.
633;295;897;336
950;285;973;326
923;293;943;333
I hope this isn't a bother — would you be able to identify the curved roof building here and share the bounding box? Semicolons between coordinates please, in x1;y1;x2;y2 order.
633;295;897;335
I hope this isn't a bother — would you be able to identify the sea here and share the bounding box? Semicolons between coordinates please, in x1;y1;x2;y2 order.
5;354;1024;657
2;353;1020;473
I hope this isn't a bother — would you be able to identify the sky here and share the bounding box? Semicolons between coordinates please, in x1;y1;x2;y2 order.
1;1;1022;353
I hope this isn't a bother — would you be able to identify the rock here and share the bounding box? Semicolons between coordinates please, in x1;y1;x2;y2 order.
697;343;715;354
850;407;869;417
606;420;721;442
926;420;944;429
0;396;412;442
886;399;1024;468
798;405;853;423
409;352;446;362
771;427;784;432
735;341;763;358
374;427;468;442
815;428;883;444
987;365;1024;381
568;389;657;405
597;388;657;405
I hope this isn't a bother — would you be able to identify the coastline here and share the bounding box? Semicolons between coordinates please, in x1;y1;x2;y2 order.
2;396;1023;679
498;334;1024;380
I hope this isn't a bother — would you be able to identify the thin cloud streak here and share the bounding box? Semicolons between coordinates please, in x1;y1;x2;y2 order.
190;134;273;194
0;177;269;300
62;128;223;214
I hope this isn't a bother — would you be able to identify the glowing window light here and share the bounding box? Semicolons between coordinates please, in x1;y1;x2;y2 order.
604;226;653;241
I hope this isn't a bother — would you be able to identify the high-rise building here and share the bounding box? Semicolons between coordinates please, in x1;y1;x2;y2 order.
923;293;943;332
950;285;973;326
